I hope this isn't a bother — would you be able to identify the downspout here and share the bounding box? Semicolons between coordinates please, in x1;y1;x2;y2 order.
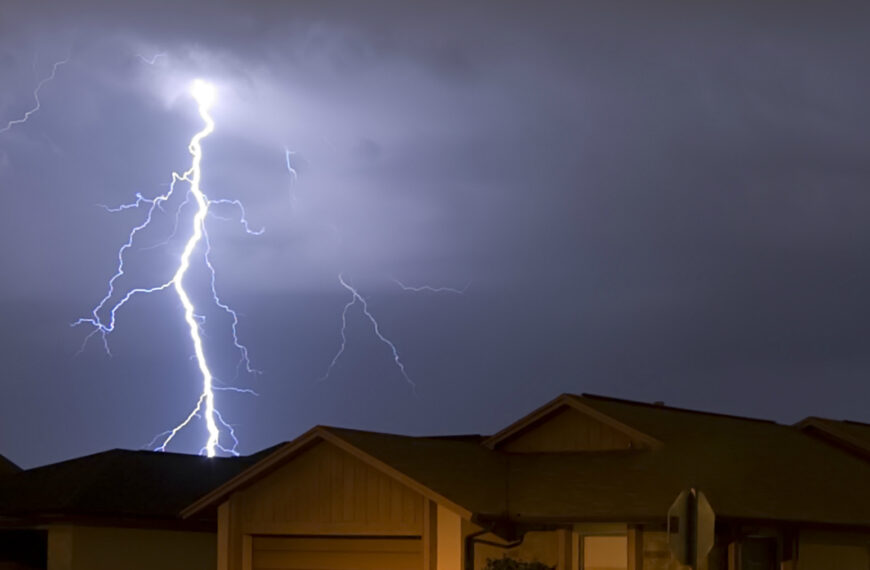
465;442;524;569
465;529;525;570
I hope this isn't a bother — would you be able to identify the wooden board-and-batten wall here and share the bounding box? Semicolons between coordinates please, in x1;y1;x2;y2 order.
216;439;447;570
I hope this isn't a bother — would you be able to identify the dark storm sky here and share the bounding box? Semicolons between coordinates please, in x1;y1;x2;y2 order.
1;1;870;468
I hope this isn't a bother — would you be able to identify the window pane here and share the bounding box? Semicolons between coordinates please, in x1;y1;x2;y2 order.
741;537;778;570
584;535;628;570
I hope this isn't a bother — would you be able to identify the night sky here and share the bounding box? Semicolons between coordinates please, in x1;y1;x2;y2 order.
2;1;870;468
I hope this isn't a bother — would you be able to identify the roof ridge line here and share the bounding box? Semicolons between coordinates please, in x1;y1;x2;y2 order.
578;393;779;425
322;425;484;440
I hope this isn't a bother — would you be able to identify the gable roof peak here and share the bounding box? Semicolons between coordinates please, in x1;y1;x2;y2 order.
181;424;486;521
482;393;662;450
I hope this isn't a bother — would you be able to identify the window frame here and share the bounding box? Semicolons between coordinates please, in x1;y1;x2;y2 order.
572;524;632;570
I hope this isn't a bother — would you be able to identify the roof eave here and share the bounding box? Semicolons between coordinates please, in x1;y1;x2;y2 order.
795;417;870;458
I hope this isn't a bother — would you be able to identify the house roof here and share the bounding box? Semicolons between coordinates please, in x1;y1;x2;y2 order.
507;395;870;525
795;416;870;461
482;394;663;449
0;455;20;477
320;427;506;517
182;426;504;520
184;393;870;530
0;448;255;527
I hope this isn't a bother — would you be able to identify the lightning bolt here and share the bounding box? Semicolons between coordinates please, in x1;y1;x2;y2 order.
75;79;260;457
284;146;301;209
284;147;298;184
1;56;69;134
136;52;166;66
392;278;470;294
320;274;414;390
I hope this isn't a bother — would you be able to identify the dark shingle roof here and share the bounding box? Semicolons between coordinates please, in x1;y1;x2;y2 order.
830;420;870;449
797;417;870;461
506;395;870;525
0;449;254;525
297;396;870;528
12;394;870;531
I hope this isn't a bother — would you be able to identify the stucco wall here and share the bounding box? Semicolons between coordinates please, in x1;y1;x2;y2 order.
47;525;215;570
797;531;870;570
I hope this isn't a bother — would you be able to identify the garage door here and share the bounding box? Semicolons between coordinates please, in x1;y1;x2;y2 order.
252;536;423;570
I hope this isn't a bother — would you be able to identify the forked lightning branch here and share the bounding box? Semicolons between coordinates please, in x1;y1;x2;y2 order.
63;73;459;458
74;80;259;458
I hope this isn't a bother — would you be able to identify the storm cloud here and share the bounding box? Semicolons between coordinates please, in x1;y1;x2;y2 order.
1;1;869;467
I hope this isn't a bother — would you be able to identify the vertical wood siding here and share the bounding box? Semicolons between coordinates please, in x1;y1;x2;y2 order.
235;441;425;536
501;408;634;452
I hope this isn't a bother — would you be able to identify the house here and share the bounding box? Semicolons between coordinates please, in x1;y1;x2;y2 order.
4;393;870;570
184;394;870;570
0;448;267;570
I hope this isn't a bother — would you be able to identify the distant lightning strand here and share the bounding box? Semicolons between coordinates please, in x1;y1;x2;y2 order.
319;290;354;382
1;56;69;134
320;274;414;390
284;147;300;208
76;80;259;457
281;146;420;388
204;229;261;378
393;278;470;295
136;52;166;66
284;148;298;183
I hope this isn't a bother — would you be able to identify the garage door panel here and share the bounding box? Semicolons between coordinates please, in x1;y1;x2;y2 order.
254;551;421;570
256;537;422;553
252;536;422;570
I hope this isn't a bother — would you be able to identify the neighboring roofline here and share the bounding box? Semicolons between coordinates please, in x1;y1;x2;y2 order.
181;426;474;520
9;447;244;474
0;448;252;525
481;393;663;450
0;512;217;532
796;417;870;458
0;454;21;474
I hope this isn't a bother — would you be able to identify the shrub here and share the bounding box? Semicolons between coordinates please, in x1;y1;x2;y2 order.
483;555;555;570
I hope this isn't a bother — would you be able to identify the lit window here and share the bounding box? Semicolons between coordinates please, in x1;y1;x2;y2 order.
583;535;628;570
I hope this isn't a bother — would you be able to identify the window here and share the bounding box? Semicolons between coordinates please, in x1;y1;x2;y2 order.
741;537;778;570
583;535;628;570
